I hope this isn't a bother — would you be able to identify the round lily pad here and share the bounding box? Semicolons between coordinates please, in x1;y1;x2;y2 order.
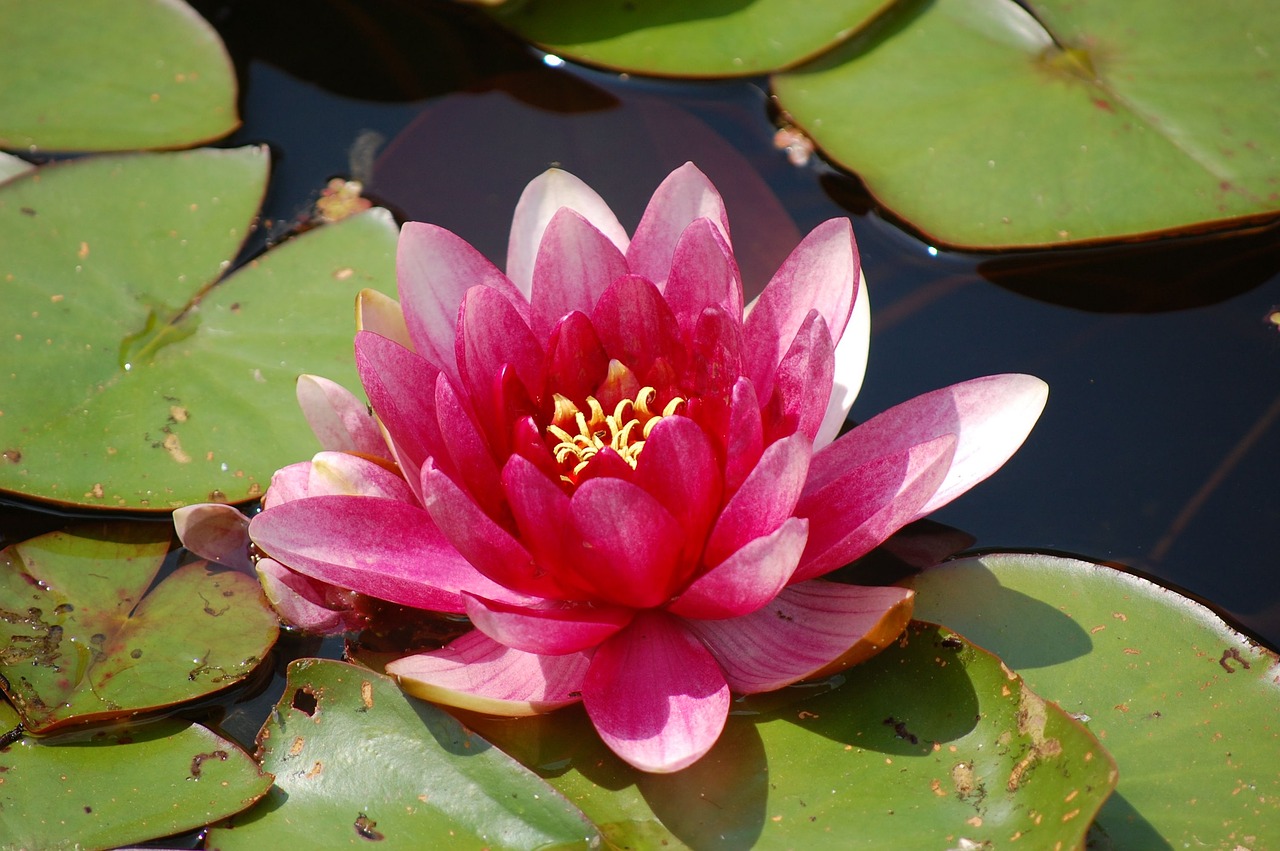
912;553;1280;847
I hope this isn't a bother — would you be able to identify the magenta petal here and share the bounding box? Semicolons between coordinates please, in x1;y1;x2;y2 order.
685;581;912;693
295;375;388;459
583;612;729;773
307;451;416;502
456;285;544;433
570;478;685;608
627;163;731;288
687;306;743;401
530;208;629;341
434;375;506;520
544;311;610;405
249;494;512;613
173;503;252;571
257;557;358;634
792;434;957;583
591;274;685;379
723;378;764;494
703;433;810;567
634;416;721;570
262;461;312;509
465;594;634;655
396;222;527;381
662;218;743;337
389;630;590;716
501;454;579;576
804;374;1049;521
355;330;450;487
667;517;808;620
765;310;834;444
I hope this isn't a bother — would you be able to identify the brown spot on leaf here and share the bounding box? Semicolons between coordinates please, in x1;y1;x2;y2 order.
361;680;374;711
163;433;191;463
1220;647;1251;672
2;449;20;464
190;749;228;779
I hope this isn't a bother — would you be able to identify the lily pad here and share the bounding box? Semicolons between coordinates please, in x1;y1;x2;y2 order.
461;622;1116;849
0;522;278;734
0;147;400;511
0;699;272;851
206;659;601;849
0;0;239;152
486;0;892;77
773;0;1280;248
912;553;1280;848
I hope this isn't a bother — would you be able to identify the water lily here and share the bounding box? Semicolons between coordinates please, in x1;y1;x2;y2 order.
246;163;1048;772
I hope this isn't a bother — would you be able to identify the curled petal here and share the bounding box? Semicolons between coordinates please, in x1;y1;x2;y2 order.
627;163;731;287
262;461;312;509
388;630;590;716
685;581;913;693
530;208;629;340
508;168;630;298
465;594;634;655
667;517;808;620
295;374;388;459
583;612;730;773
704;433;810;567
173;503;252;571
814;269;870;449
257;557;360;634
356;287;412;349
307;451;415;502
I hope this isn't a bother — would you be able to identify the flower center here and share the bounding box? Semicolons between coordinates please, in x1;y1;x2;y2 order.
546;386;685;485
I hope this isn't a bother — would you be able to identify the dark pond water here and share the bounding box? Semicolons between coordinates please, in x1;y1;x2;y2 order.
4;0;1279;741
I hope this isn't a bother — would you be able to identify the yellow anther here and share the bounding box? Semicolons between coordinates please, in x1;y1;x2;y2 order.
547;386;686;485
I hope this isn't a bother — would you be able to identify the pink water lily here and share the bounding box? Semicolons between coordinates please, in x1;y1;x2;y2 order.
246;164;1047;773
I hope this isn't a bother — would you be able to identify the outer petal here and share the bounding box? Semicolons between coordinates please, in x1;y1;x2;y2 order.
684;581;913;693
703;433;810;567
582;612;730;773
627;163;730;288
803;374;1048;521
667;517;808;620
570;478;686;608
305;451;415;501
295;375;388;459
257;557;359;634
530;208;629;341
356;287;412;349
388;630;590;716
507;168;629;297
173;503;252;571
465;594;634;655
396;221;526;382
261;461;312;509
792;433;957;583
813;269;870;449
249;494;516;612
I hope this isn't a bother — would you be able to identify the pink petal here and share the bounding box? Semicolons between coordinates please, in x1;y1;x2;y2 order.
743;218;857;402
763;310;834;444
389;630;590;715
249;494;510;613
507;168;630;298
356;287;412;349
627;163;731;288
530;208;629;341
662;218;743;338
685;581;913;693
257;557;359;634
723;378;764;494
434;375;506;520
814;271;870;449
570;478;686;608
173;503;252;571
804;374;1049;520
703;433;810;567
687;306;743;401
634;416;722;571
306;451;416;502
583;612;729;773
544;311;610;406
465;594;634;655
591;274;685;381
501;453;580;580
792;434;957;583
396;222;527;382
456;285;544;440
295;375;388;459
262;461;312;509
667;517;808;620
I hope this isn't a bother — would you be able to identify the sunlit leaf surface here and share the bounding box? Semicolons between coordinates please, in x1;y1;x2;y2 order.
913;553;1280;848
0;523;278;733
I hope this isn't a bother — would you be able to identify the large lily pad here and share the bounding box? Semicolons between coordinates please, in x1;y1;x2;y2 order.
486;0;892;77
0;522;278;734
206;659;601;849
461;622;1116;849
0;699;271;851
0;0;239;152
773;0;1280;248
912;553;1280;847
0;147;400;511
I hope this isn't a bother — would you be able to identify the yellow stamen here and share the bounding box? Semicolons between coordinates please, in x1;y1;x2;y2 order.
548;386;685;485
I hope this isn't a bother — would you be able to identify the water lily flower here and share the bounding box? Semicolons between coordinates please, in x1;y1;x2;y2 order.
247;163;1048;772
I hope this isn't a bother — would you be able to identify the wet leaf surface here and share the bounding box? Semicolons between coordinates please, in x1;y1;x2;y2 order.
462;622;1116;849
206;659;601;849
0;0;239;152
912;553;1280;848
773;0;1280;248
0;523;278;734
0;698;271;851
0;147;400;510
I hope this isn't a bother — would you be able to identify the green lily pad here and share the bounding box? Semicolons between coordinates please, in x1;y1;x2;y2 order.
0;147;400;511
773;0;1280;248
487;0;892;77
0;522;278;734
0;699;272;851
0;0;239;152
911;553;1280;848
206;659;601;849
460;622;1116;848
